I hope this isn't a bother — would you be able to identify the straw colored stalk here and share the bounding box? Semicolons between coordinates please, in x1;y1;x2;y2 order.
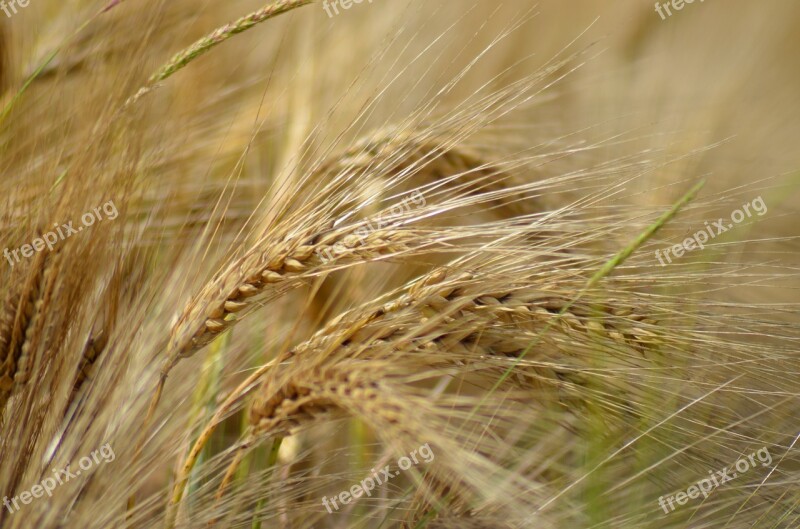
303;124;533;330
199;184;704;526
261;263;664;383
172;247;665;515
202;361;533;524
126;0;314;106
156;222;449;482
168;361;434;527
162;176;529;379
189;271;665;521
0;250;59;417
157;51;578;398
141;134;531;479
165;224;422;371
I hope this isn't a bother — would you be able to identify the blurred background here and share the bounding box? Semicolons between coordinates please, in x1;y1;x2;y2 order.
0;1;798;528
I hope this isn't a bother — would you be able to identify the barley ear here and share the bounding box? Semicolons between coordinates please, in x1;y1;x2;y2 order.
125;0;314;107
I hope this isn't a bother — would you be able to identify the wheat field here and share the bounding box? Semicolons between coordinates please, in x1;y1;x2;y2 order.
0;1;798;528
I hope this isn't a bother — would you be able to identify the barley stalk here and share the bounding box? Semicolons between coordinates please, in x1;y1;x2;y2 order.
261;262;664;379
150;150;529;432
166;224;420;368
164;359;280;528
69;330;108;403
188;265;662;523
171;244;664;519
484;178;706;398
0;251;54;415
165;358;384;529
125;0;314;107
203;362;422;518
238;359;540;520
2;2;797;528
162;132;527;384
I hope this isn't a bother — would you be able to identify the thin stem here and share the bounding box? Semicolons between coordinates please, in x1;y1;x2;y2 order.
125;0;313;107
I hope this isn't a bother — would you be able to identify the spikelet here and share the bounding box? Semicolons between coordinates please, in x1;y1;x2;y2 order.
0;250;56;416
